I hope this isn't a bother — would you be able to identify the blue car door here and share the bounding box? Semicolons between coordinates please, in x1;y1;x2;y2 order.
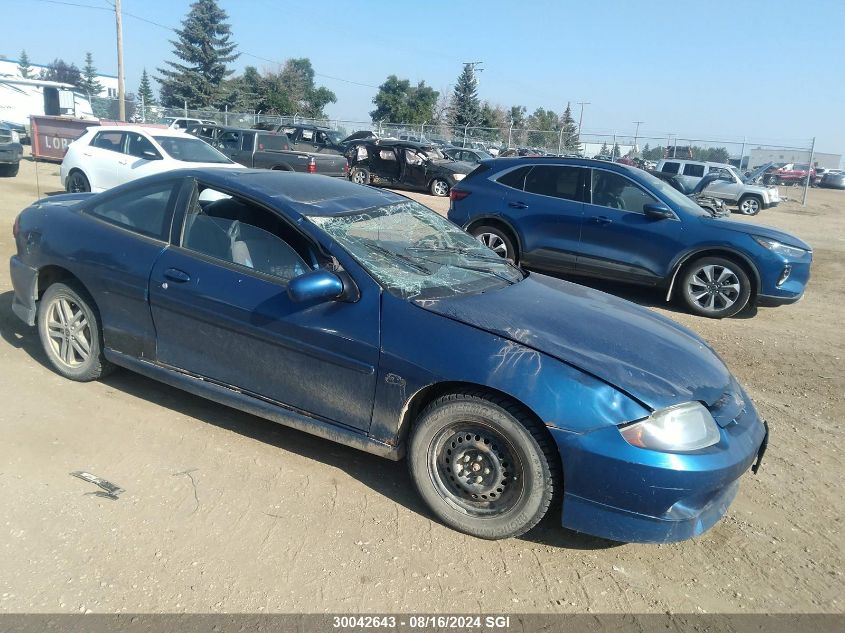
147;182;381;432
577;168;686;284
501;164;587;273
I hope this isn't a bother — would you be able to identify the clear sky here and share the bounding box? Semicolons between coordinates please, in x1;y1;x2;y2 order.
3;0;844;153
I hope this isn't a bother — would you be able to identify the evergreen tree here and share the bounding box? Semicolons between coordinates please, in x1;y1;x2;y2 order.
611;142;622;159
560;102;580;152
598;141;609;157
157;0;239;108
642;142;650;157
450;63;482;128
79;52;104;97
18;50;33;79
137;69;156;106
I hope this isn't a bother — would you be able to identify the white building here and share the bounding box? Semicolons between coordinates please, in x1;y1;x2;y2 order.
0;55;118;98
747;147;841;170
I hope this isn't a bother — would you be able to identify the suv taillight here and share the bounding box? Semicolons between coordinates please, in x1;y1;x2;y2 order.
450;189;471;201
12;214;20;240
307;158;317;173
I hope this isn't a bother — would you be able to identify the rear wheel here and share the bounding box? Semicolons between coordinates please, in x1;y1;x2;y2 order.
66;171;90;193
470;224;517;262
408;391;559;540
37;282;112;381
680;256;751;318
737;195;762;215
0;163;19;177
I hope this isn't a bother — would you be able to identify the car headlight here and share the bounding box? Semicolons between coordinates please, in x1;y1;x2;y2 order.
619;402;720;452
11;130;20;143
452;174;466;181
752;236;808;259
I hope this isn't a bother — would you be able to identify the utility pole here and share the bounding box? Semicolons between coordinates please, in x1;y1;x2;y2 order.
576;101;590;135
114;0;126;121
632;121;644;154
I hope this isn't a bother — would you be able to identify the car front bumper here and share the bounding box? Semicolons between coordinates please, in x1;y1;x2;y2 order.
549;405;767;543
10;255;39;326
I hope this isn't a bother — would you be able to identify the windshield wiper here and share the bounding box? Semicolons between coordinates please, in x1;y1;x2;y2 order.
366;243;433;274
406;249;520;285
406;245;522;271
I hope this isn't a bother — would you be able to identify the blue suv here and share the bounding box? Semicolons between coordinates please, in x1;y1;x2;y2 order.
448;157;812;318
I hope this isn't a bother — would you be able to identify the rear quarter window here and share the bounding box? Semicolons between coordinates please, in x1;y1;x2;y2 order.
683;164;705;177
661;162;680;174
496;166;532;190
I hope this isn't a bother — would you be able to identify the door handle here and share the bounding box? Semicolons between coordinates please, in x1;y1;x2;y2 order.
163;268;191;283
593;216;613;225
508;201;528;209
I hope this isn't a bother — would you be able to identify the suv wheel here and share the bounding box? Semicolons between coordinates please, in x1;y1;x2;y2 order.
680;257;751;318
408;391;560;540
470;225;517;262
737;195;762;215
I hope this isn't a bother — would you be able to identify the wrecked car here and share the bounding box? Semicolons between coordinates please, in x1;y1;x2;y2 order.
651;170;730;217
346;139;473;196
12;169;768;543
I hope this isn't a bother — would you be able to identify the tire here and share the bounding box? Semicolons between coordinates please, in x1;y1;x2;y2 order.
470;224;518;262
350;167;369;185
408;391;560;540
679;256;752;318
430;178;450;197
737;195;762;215
37;281;113;381
0;163;19;177
66;170;90;193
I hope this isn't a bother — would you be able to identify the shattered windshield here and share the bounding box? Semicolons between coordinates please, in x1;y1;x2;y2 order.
307;200;524;300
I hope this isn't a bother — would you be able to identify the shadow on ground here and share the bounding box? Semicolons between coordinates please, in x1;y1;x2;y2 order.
0;290;617;550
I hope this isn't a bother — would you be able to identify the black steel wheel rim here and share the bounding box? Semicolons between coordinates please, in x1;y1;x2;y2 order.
428;422;525;517
69;174;86;192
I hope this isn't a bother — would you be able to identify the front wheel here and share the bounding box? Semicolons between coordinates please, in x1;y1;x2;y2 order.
430;178;450;197
680;257;751;318
66;171;90;193
408;391;559;540
0;163;19;177
737;195;762;215
37;282;112;381
350;167;369;185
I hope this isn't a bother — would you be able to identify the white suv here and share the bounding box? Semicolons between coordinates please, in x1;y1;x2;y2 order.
656;159;779;215
61;126;240;193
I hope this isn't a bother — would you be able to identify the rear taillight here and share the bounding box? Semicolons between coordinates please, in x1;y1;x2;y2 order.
450;189;471;201
307;158;316;173
344;161;349;174
12;214;20;240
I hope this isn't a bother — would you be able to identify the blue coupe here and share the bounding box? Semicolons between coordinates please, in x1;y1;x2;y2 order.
10;169;767;542
448;157;812;318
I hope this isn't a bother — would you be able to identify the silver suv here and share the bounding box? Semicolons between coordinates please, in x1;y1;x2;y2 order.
656;159;779;215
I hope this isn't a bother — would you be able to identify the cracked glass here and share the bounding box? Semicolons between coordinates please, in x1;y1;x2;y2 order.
307;200;523;300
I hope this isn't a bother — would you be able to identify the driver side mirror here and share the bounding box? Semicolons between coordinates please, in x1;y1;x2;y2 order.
287;269;344;303
643;203;674;220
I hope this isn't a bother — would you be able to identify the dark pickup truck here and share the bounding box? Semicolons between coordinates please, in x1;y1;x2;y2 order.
275;123;347;155
187;125;347;177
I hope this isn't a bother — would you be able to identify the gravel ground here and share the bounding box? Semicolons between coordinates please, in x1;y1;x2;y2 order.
0;157;842;614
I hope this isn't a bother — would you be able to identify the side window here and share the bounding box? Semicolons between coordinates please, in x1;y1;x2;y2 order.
683;163;705;177
301;128;315;142
591;170;658;214
661;162;680;174
91;131;125;153
86;180;179;239
241;133;255;152
405;149;424;165
523;166;582;200
180;184;314;283
496;165;532;190
218;131;241;150
280;127;296;137
315;131;328;145
125;133;160;159
378;149;397;161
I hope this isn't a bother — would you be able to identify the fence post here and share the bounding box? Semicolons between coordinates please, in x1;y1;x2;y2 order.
140;94;145;123
802;137;816;207
224;105;228;126
183;100;188;118
739;136;746;170
557;129;563;155
611;134;617;160
463;123;469;147
507;121;513;148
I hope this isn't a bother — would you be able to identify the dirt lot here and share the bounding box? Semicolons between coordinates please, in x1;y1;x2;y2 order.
0;157;842;614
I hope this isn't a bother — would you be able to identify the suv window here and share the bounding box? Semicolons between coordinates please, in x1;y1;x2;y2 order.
661;162;680;174
125;133;160;159
496;166;532;190
301;128;315;142
87;180;179;239
241;132;255;152
218;131;241;150
91;131;125;153
524;166;581;200
591;170;658;213
683;163;705;177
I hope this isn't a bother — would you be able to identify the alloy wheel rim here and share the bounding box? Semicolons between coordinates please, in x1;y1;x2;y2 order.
69;175;85;192
741;199;759;214
477;233;508;257
428;423;524;517
352;171;366;184
46;297;92;367
687;264;741;312
433;180;448;196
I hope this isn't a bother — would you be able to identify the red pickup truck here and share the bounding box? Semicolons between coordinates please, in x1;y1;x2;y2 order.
771;163;816;185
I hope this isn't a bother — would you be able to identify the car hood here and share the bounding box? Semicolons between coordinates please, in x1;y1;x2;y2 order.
417;274;734;411
697;216;811;250
431;159;473;174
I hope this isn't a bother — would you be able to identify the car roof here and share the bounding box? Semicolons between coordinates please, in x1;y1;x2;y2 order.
191;124;282;135
91;125;189;138
137;168;407;217
355;138;435;150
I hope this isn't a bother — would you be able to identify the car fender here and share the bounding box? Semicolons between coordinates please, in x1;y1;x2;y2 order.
665;245;762;301
461;214;524;255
